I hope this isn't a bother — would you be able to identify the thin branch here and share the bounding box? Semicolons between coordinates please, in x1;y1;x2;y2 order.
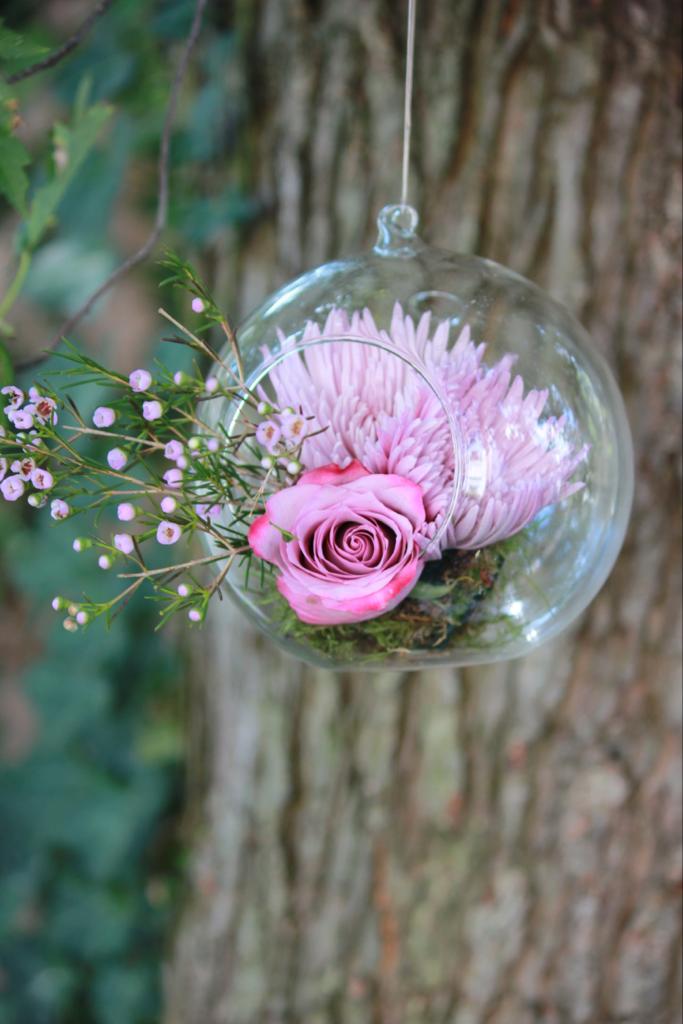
4;0;115;85
16;0;209;372
220;317;245;384
118;553;228;580
158;306;254;400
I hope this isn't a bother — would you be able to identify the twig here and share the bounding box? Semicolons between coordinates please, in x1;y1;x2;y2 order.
4;0;115;85
16;0;209;371
158;307;255;406
220;317;245;384
118;553;229;580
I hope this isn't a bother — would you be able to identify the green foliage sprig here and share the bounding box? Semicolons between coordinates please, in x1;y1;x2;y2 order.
0;261;315;632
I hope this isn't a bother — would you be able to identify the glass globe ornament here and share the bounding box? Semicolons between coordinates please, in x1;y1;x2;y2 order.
205;204;633;670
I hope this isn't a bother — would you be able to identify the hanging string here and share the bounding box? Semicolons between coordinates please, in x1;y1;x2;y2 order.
400;0;417;208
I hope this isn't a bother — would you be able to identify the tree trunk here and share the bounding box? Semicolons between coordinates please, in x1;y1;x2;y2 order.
167;2;682;1022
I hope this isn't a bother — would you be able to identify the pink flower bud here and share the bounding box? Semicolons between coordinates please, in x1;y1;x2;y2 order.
50;499;70;521
256;420;281;452
191;297;205;313
1;385;24;410
31;467;54;491
163;468;183;489
117;503;136;522
8;408;34;430
281;412;307;443
93;406;116;428
27;396;58;425
107;448;127;471
160;496;177;514
195;503;222;522
114;533;135;555
164;440;184;461
156;521;181;546
143;400;164;422
12;457;35;480
129;369;152;392
1;473;25;501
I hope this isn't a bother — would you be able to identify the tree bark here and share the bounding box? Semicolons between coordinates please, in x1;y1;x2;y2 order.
167;2;682;1022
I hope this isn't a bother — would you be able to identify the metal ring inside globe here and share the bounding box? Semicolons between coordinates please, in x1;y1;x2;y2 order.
222;332;465;553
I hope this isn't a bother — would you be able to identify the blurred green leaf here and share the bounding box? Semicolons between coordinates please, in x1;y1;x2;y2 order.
0;19;47;66
24;964;78;1018
137;717;185;764
25;238;117;314
172;187;259;244
0;859;41;943
411;581;457;600
50;879;134;959
57;115;134;240
0;338;12;382
91;965;156;1024
0;754;168;880
25;100;113;250
24;664;110;750
151;0;198;41
0;338;12;427
0;130;30;214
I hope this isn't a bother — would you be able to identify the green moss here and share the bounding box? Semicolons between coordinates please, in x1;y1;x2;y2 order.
256;535;529;664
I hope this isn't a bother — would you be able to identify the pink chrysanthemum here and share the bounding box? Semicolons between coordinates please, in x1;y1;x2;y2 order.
260;304;588;555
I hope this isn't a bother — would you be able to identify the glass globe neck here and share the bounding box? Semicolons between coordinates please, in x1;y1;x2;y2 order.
374;203;423;258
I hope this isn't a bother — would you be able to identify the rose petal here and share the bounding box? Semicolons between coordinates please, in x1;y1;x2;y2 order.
264;483;325;534
348;473;426;528
298;460;369;487
277;557;422;625
248;513;283;565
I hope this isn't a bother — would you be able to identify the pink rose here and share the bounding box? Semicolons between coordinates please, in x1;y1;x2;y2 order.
248;461;426;625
